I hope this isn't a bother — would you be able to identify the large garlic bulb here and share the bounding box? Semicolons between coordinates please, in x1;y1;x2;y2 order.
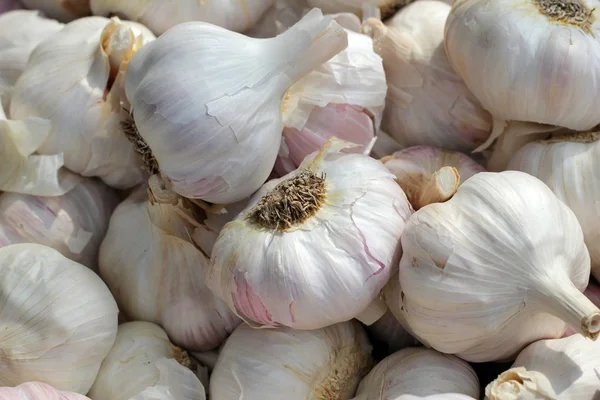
0;178;119;272
99;187;240;351
10;16;155;189
352;348;480;399
0;243;118;394
206;138;412;330
0;382;90;400
210;321;373;400
124;9;348;205
20;0;90;22
362;1;492;152
507;132;600;281
88;322;206;400
395;171;600;362
445;0;600;134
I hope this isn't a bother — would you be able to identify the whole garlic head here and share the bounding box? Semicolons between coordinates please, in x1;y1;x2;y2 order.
20;0;90;22
0;382;90;400
210;321;373;400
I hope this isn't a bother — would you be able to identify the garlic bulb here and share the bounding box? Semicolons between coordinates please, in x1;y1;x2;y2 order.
486;334;600;399
88;322;206;400
99;187;240;351
507;132;600;281
206;138;412;329
0;178;119;272
0;243;118;394
445;0;600;135
124;9;348;205
10;16;155;190
396;171;600;362
381;145;485;210
20;0;90;22
90;0;275;35
210;321;373;400
362;1;492;152
367;310;419;353
352;347;480;399
0;382;90;400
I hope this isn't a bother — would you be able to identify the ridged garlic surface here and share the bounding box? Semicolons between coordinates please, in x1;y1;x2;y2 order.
206;138;412;329
210;321;373;400
352;347;480;399
0;382;90;400
362;1;492;152
10;16;155;189
0;243;118;394
0;178;119;272
396;171;600;362
367;310;419;353
507;132;600;282
20;0;90;22
124;9;348;204
99;187;240;351
88;322;206;400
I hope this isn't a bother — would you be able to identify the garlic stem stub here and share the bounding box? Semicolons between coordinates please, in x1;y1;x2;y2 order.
124;9;349;205
0;382;91;400
206;138;413;330
210;321;373;400
397;171;600;362
20;0;91;22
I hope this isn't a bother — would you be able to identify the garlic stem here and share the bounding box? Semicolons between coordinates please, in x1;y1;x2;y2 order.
414;166;460;210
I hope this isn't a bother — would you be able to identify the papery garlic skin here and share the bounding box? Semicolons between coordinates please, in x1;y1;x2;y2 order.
0;178;118;272
125;9;348;204
445;0;600;132
206;139;412;329
210;321;373;400
99;187;240;351
88;322;206;400
367;310;419;353
10;16;155;189
397;171;600;362
0;382;90;400
20;0;90;22
507;133;600;282
0;243;118;394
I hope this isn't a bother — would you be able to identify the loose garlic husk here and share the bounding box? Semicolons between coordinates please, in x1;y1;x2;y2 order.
352;347;480;399
10;16;155;190
381;145;485;210
507;132;600;282
362;1;492;152
0;178;119;272
366;310;420;353
206;138;412;329
20;0;90;22
99;186;240;351
0;382;90;400
486;334;600;399
210;321;373;400
396;171;600;362
0;243;118;394
88;322;206;400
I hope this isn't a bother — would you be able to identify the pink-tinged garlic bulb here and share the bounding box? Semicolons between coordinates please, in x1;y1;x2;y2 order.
0;382;90;400
20;0;90;22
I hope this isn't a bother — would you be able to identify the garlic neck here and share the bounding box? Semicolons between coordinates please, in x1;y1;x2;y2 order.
414;166;460;210
485;367;556;399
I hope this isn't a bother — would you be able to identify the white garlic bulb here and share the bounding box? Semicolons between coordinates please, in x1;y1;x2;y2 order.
445;0;600;134
99;187;240;351
352;347;480;399
20;0;90;22
381;145;485;210
0;382;90;400
10;16;155;190
0;178;119;272
507;132;600;282
396;171;600;362
486;334;600;399
88;321;206;400
124;9;348;205
206;138;412;329
367;310;420;353
90;0;275;35
210;321;373;400
362;1;492;152
0;243;118;394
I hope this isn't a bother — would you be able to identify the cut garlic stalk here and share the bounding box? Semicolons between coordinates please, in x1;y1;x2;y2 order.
20;0;90;22
0;382;90;400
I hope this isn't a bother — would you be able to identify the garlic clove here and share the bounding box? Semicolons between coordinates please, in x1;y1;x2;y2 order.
485;368;556;399
0;382;91;399
20;0;91;22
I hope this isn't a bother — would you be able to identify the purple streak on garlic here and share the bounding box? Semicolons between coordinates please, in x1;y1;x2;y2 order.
0;382;91;400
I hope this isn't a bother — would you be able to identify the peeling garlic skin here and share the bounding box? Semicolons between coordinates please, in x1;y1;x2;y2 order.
0;382;91;400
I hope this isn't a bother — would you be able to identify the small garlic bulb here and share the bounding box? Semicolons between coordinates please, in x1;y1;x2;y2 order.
507;132;600;281
486;334;600;399
88;322;206;400
352;347;480;399
0;243;118;394
210;321;373;400
362;1;492;152
10;16;155;189
20;0;90;22
0;382;90;400
206;138;412;329
124;9;348;205
381;145;485;210
0;178;119;272
99;187;240;351
396;171;600;362
367;310;420;353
